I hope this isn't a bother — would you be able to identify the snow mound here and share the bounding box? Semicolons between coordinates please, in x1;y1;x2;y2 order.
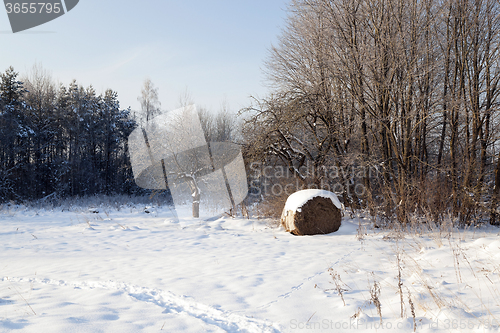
283;189;342;212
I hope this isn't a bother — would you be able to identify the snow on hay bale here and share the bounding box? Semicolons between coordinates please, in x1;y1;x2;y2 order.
280;189;342;235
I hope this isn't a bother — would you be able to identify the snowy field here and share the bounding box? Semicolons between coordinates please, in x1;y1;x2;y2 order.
1;203;500;332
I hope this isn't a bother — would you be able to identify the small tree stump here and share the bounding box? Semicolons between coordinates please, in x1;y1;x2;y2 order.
280;190;342;235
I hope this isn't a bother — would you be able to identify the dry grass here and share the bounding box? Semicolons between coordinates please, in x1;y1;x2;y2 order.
407;288;416;332
252;191;289;222
356;219;367;244
7;278;36;316
338;216;500;331
396;243;404;318
328;268;350;306
369;275;382;324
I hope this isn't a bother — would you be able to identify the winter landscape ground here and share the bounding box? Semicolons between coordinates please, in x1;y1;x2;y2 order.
1;201;500;333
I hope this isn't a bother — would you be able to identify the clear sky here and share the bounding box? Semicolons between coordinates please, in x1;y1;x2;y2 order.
0;0;289;112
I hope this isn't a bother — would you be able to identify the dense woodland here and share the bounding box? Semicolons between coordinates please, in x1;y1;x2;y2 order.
242;0;500;225
3;0;500;226
0;66;138;202
0;66;238;205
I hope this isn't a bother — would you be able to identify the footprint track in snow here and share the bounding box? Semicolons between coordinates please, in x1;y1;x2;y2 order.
258;248;359;310
1;276;281;333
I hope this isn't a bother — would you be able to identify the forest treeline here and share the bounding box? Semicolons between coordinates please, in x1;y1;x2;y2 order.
0;66;138;201
242;0;500;224
4;0;500;226
0;66;239;205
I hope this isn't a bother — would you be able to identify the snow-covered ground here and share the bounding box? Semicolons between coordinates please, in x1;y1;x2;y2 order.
1;204;500;332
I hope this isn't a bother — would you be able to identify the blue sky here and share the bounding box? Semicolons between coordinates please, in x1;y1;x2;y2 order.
0;0;289;112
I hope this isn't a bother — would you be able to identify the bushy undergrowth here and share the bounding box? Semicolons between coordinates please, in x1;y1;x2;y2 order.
0;192;173;213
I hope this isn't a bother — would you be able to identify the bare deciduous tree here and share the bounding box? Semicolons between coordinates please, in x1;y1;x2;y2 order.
243;0;500;225
138;78;161;124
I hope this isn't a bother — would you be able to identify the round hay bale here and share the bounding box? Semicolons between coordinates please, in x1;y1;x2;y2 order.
280;190;342;235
